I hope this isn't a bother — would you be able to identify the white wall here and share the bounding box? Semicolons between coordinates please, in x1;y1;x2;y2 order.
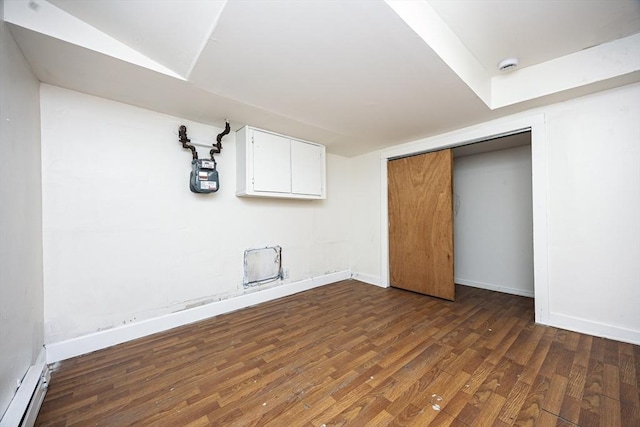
453;144;534;297
352;83;640;344
545;84;640;336
349;150;382;285
0;17;44;418
40;85;351;344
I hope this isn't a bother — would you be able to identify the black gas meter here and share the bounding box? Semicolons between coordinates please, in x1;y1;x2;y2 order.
179;122;230;194
190;159;219;193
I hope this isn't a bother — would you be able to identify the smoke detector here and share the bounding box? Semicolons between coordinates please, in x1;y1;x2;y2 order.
498;58;519;72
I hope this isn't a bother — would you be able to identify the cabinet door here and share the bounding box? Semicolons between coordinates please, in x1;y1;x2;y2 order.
291;141;323;196
252;130;291;193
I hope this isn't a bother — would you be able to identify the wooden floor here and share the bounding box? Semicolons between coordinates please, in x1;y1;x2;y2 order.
36;280;640;426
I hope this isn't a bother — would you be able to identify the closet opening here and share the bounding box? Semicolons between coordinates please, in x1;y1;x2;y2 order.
381;114;549;324
452;131;533;299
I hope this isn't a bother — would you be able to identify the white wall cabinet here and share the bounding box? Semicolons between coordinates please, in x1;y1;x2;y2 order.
236;126;326;199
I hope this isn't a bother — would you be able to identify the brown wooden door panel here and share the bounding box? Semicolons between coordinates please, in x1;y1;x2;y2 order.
388;149;454;300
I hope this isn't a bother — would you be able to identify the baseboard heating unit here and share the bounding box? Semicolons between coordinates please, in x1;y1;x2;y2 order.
0;353;50;427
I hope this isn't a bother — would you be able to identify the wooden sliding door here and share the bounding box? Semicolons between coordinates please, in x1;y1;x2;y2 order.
388;149;454;300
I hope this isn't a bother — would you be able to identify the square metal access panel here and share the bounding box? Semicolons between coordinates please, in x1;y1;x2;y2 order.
243;246;282;286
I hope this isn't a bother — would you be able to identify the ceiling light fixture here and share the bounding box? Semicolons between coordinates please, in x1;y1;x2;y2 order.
498;58;519;72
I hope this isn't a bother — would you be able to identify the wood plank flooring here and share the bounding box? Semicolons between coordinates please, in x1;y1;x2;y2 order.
35;280;640;426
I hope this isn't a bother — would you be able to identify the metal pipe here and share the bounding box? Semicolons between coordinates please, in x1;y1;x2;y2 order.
210;120;230;159
179;125;198;160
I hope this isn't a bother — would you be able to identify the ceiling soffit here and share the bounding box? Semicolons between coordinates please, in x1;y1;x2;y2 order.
3;0;639;156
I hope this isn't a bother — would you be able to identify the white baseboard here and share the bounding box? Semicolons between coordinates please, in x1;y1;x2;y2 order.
455;278;534;298
455;278;639;345
0;348;48;427
45;270;351;364
351;272;385;288
547;313;640;346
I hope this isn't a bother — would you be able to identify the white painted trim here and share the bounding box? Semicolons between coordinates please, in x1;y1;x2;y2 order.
529;115;551;325
380;157;390;287
46;270;350;363
455;278;534;298
351;272;385;288
0;349;47;427
379;112;550;325
548;313;640;346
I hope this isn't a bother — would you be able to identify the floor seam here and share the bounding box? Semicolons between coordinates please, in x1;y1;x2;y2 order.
541;408;581;426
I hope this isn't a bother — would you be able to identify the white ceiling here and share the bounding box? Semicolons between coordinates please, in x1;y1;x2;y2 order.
4;0;640;156
429;0;640;74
